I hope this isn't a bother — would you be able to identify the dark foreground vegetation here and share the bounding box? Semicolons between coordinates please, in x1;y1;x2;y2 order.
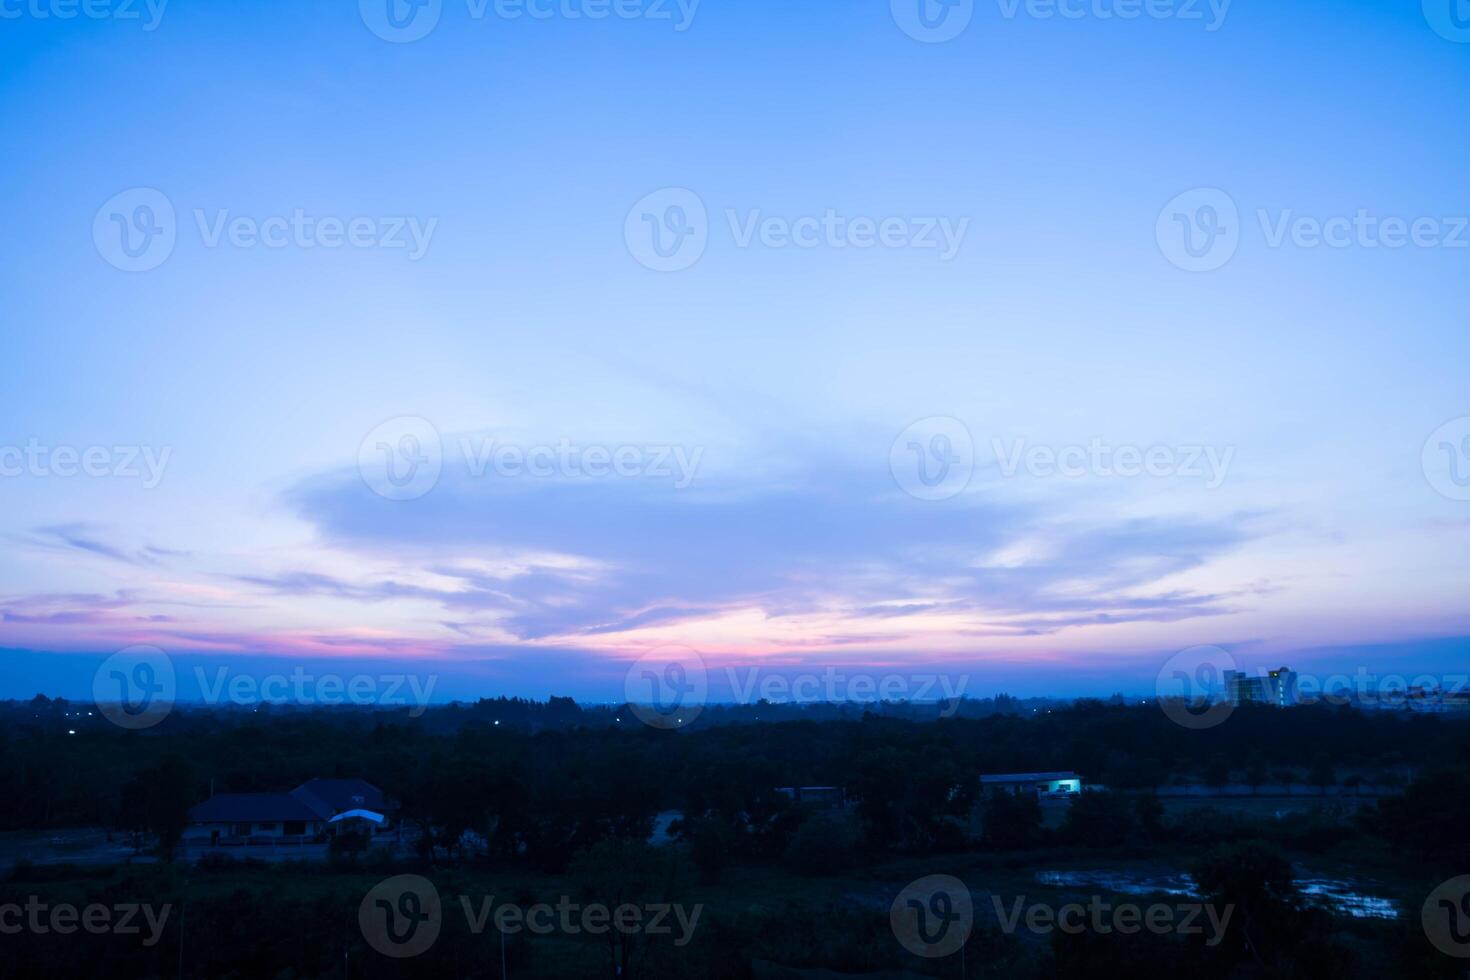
0;696;1465;977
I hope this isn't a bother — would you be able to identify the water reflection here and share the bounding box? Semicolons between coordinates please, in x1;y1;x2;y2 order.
1296;878;1399;919
1035;869;1399;919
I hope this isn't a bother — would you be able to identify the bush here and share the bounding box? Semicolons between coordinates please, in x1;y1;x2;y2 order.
196;852;265;872
688;814;733;884
981;791;1042;849
1060;790;1135;848
784;811;860;876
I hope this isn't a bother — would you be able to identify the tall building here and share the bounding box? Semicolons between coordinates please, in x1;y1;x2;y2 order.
1267;667;1299;706
1225;668;1297;707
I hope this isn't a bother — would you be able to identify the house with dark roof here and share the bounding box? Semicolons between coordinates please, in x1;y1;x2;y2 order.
775;786;847;809
183;778;395;846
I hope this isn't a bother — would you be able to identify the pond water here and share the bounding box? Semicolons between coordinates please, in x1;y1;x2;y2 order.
1035;869;1196;897
1034;868;1399;920
1295;877;1399;919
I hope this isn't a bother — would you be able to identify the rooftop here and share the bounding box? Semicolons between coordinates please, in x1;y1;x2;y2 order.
979;771;1080;784
188;778;389;823
188;792;326;823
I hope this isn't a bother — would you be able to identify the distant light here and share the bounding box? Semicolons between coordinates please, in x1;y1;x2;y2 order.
67;730;76;735
493;720;500;726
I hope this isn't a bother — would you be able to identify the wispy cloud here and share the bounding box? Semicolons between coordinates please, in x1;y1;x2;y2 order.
21;524;185;568
274;440;1265;647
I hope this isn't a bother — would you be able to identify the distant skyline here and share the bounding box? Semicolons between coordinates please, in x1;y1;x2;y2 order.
3;0;1470;700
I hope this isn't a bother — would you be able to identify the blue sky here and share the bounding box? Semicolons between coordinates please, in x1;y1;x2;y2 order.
2;0;1469;700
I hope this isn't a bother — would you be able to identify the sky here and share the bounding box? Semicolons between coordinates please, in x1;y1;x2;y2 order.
1;0;1469;702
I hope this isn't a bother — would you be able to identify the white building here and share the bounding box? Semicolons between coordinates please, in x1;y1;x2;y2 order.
979;771;1083;798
